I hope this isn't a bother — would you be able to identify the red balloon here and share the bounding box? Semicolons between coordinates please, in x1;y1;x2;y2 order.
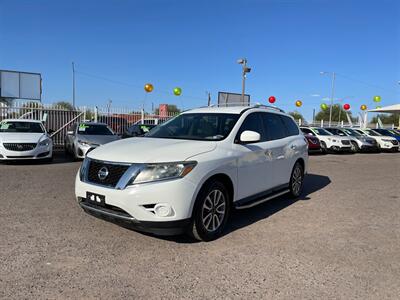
268;96;276;104
343;103;350;110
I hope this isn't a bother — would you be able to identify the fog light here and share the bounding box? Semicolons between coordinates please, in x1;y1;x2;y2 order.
154;204;172;217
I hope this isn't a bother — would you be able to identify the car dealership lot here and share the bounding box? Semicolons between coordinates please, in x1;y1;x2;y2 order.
1;154;399;299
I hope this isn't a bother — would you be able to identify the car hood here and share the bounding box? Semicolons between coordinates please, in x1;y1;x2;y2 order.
77;134;120;145
0;133;46;143
87;137;217;163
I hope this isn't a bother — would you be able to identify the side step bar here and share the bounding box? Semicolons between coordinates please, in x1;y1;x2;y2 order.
235;189;290;210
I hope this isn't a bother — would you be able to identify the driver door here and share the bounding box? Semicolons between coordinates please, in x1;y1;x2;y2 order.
233;112;274;200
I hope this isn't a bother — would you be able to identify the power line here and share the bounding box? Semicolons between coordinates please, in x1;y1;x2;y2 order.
75;69;207;101
335;73;400;95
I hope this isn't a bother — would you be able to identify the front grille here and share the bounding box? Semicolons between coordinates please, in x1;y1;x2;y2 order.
392;140;399;145
3;143;37;151
87;160;130;188
341;140;350;145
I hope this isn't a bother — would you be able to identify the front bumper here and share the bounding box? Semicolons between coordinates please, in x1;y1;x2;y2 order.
75;144;98;159
78;198;191;235
75;172;198;230
0;145;52;160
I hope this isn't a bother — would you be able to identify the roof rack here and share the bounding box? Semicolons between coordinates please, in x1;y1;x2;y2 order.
212;102;285;113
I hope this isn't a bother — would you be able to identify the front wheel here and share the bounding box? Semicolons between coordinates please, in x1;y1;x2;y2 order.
190;181;230;242
289;162;304;198
350;141;359;153
320;141;327;154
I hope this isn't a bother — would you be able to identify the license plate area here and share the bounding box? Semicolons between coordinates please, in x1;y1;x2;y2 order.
86;192;106;207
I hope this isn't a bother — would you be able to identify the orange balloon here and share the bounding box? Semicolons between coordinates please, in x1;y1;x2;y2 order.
360;104;367;111
144;83;154;93
295;100;302;107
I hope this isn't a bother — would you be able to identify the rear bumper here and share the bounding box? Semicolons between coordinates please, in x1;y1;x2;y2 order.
78;198;191;235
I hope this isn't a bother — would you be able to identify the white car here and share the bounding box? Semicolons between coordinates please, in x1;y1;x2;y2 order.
354;128;399;152
300;127;352;153
75;105;308;241
0;119;53;161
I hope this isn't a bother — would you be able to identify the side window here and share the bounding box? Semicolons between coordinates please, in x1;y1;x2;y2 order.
236;112;265;142
261;113;287;140
280;116;299;136
301;128;313;135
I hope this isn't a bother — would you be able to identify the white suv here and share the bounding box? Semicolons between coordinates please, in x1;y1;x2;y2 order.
75;105;308;241
300;127;352;153
0;119;53;161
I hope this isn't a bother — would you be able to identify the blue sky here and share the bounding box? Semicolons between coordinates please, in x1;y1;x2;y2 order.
1;0;399;120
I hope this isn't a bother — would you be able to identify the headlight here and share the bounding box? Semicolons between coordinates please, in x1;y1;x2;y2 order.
78;140;90;146
79;158;90;181
129;161;197;185
332;139;337;142
382;139;391;142
39;138;51;146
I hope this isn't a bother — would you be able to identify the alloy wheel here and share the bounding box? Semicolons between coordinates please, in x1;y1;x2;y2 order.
291;165;303;196
201;189;226;232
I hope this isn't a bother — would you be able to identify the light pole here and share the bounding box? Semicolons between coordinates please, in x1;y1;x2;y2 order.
237;58;251;105
320;71;336;126
72;62;76;108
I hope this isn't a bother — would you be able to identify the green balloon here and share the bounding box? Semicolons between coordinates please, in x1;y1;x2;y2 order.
320;103;328;111
173;87;182;96
373;95;381;102
376;106;382;109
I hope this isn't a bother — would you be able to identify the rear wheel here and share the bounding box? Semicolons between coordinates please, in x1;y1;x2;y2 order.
289;162;304;198
190;181;230;242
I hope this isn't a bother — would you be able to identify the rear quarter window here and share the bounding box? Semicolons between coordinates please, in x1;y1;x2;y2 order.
280;115;300;136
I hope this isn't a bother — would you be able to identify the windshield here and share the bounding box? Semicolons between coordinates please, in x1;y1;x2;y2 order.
312;128;333;136
146;113;240;141
343;129;361;137
365;129;381;136
77;124;114;135
0;121;44;133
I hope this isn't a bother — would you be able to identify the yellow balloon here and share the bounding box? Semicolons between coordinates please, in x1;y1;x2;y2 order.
360;104;367;111
144;83;154;93
295;100;302;107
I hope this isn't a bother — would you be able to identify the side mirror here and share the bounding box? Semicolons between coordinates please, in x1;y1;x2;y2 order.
239;130;261;144
67;130;74;135
47;129;55;135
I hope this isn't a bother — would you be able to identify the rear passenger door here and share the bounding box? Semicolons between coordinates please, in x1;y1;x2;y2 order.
261;113;299;188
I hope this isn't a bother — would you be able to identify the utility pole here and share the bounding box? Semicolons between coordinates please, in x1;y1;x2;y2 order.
107;99;112;117
207;91;211;106
320;71;336;126
329;72;336;126
237;58;251;105
72;62;76;108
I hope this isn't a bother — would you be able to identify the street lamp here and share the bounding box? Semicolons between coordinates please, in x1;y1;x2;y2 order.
320;71;336;126
237;58;251;105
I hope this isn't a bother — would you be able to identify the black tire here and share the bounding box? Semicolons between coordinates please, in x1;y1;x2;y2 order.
189;180;231;242
288;161;304;198
350;141;359;153
320;141;328;154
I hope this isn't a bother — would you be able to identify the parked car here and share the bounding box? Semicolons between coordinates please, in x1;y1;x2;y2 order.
122;124;156;139
353;128;399;152
372;128;400;143
324;127;379;152
76;105;308;241
300;127;352;153
65;122;120;159
303;134;321;153
0;119;53;161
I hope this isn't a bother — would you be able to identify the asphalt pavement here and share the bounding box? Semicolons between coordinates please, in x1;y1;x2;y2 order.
1;153;399;299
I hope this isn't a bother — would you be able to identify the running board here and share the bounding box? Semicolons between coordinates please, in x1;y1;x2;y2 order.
235;189;290;210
